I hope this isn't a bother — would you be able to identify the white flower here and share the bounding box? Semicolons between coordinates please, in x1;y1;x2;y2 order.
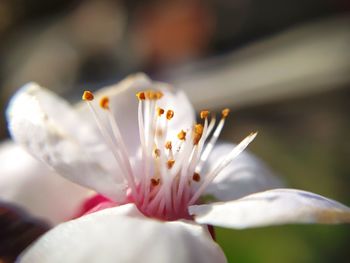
4;74;350;263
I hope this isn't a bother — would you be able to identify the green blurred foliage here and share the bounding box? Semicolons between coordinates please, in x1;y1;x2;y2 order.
216;88;350;262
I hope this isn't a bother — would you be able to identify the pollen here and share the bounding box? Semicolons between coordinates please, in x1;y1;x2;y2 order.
200;110;210;119
192;172;201;182
82;91;94;101
136;92;146;100
157;107;165;116
166;110;174;120
221;108;230;118
99;96;110;109
177;130;186;140
165;141;172;150
167;159;175;169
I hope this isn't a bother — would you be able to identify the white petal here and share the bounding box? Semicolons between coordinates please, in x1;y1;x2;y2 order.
79;73;195;156
0;141;91;225
20;204;227;263
6;83;126;201
189;189;350;229
203;143;283;201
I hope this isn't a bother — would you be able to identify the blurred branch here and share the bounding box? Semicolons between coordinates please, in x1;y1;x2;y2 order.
168;15;350;110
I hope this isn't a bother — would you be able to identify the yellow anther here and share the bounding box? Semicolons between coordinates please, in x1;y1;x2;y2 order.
192;172;201;182
193;124;204;145
156;91;164;99
154;148;161;158
166;110;174;120
144;90;152;99
151;178;160;186
82;91;94;101
167;159;175;169
177;130;186;140
200;110;210;119
99;96;110;109
165;141;172;150
194;124;203;134
150;91;158;100
157;107;165;116
136;92;146;100
221;108;230;118
139;90;163;100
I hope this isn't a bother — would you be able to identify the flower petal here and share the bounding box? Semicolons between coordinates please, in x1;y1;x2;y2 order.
203;143;283;201
0;141;91;224
20;204;227;263
6;83;127;201
80;73;195;156
189;189;350;229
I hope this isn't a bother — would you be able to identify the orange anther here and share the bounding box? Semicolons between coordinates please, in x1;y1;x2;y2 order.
82;91;94;101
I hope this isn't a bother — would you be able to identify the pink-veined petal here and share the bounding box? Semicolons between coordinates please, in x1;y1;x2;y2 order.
6;83;127;201
0;141;91;225
19;204;227;263
203;143;283;201
189;189;350;229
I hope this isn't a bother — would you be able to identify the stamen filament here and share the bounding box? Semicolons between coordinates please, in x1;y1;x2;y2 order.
84;99;138;199
188;132;257;205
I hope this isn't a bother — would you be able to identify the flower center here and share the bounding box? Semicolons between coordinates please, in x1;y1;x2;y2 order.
82;89;256;221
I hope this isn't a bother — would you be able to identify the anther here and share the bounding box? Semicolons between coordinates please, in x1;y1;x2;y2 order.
100;96;110;109
151;178;160;186
82;91;94;101
193;124;204;145
157;107;165;116
136;92;146;100
177;130;186;140
153;148;161;158
167;159;175;169
221;108;230;118
200;110;210;119
156;91;164;99
193;172;201;182
149;91;158;100
165;141;172;150
166;110;174;120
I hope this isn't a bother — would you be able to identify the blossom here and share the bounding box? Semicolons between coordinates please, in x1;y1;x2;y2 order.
4;74;350;262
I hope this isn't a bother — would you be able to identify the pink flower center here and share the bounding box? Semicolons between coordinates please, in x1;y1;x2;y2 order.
81;89;256;221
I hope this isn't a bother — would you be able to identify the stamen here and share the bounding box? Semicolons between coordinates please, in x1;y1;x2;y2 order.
136;92;146;100
154;148;161;158
165;141;172;150
221;108;230;118
167;159;175;169
192;172;201;182
166;110;174;120
189;132;257;205
82;91;94;101
82;91;138;200
156;91;164;99
200;110;210;119
151;178;160;186
157;107;165;116
193;124;204;145
99;96;109;109
195;108;230;173
177;130;186;141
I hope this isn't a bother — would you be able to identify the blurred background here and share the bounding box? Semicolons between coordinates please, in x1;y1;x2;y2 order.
0;0;349;262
